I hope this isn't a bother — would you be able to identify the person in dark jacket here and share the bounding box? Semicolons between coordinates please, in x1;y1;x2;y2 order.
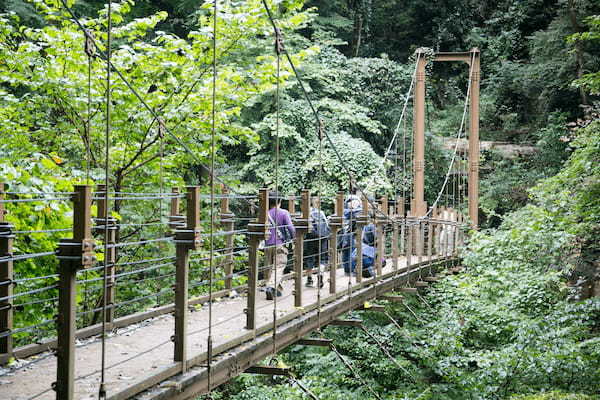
304;196;330;288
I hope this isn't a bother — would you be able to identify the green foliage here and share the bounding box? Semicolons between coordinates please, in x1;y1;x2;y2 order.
511;392;600;400
570;15;600;95
218;108;600;400
0;154;76;343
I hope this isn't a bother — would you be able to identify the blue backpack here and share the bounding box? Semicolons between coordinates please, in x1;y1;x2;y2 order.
310;208;330;238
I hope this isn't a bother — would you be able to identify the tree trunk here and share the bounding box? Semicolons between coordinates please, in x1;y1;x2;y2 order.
567;0;589;105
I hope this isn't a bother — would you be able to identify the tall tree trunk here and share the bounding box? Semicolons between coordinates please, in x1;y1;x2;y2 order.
348;0;363;57
567;0;589;105
352;13;363;57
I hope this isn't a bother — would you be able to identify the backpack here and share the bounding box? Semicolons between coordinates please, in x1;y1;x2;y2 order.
362;224;376;247
343;208;362;234
267;212;293;244
310;208;330;238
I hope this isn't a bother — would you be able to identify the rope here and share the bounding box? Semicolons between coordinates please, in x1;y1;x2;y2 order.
327;339;382;400
99;0;112;397
57;0;257;211
382;310;403;331
207;0;218;394
367;57;419;191
259;0;394;226
359;324;415;380
271;14;284;358
289;375;320;400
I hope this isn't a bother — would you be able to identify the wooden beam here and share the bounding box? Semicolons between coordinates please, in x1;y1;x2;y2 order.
356;304;386;312
245;365;290;376
379;295;404;303
328;319;363;327
296;338;332;347
399;287;418;294
423;276;440;282
414;281;429;287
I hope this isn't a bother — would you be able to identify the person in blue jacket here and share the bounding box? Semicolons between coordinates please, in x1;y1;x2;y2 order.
352;222;376;278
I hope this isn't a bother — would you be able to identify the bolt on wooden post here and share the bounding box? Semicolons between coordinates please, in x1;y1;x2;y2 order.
328;192;344;294
246;188;268;330
0;183;14;363
55;185;95;400
94;184;118;324
293;190;310;307
220;186;235;291
173;186;201;372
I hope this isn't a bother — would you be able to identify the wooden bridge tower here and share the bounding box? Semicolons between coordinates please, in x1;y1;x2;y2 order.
412;48;480;228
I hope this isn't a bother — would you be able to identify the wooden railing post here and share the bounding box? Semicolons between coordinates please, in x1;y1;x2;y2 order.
427;219;433;264
246;189;268;330
391;215;399;273
168;187;185;233
220;186;235;291
94;184;118;324
288;195;299;219
293;190;310;307
375;196;387;277
0;183;14;363
173;186;201;372
355;197;369;284
55;185;95;400
328;192;344;294
406;211;413;274
454;211;461;257
397;196;405;256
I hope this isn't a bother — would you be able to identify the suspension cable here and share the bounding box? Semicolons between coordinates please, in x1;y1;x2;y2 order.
259;0;394;225
98;1;112;398
367;58;419;191
207;0;218;395
57;0;256;211
327;337;382;400
270;13;283;358
359;324;415;380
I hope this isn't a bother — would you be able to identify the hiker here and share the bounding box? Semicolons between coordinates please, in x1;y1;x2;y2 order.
304;196;330;288
340;190;362;275
264;195;296;300
352;222;376;278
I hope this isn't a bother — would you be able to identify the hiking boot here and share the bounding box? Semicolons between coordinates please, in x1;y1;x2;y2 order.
265;286;283;300
305;276;314;287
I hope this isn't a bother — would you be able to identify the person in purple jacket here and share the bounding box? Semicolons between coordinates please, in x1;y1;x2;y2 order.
264;195;296;300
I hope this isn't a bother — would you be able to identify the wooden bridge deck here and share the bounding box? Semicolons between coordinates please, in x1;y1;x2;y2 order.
1;255;450;400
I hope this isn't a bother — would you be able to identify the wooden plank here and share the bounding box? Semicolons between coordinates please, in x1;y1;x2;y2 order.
4;286;244;363
328;319;363;327
246;365;291;376
399;287;418;293
379;295;404;303
414;281;429;287
423;276;440;282
296;338;332;347
356;304;386;312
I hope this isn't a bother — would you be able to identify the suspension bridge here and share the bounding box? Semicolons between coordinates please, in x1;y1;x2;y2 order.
0;1;481;399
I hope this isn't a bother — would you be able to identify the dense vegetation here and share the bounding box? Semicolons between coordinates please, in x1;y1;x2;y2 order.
1;0;599;399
